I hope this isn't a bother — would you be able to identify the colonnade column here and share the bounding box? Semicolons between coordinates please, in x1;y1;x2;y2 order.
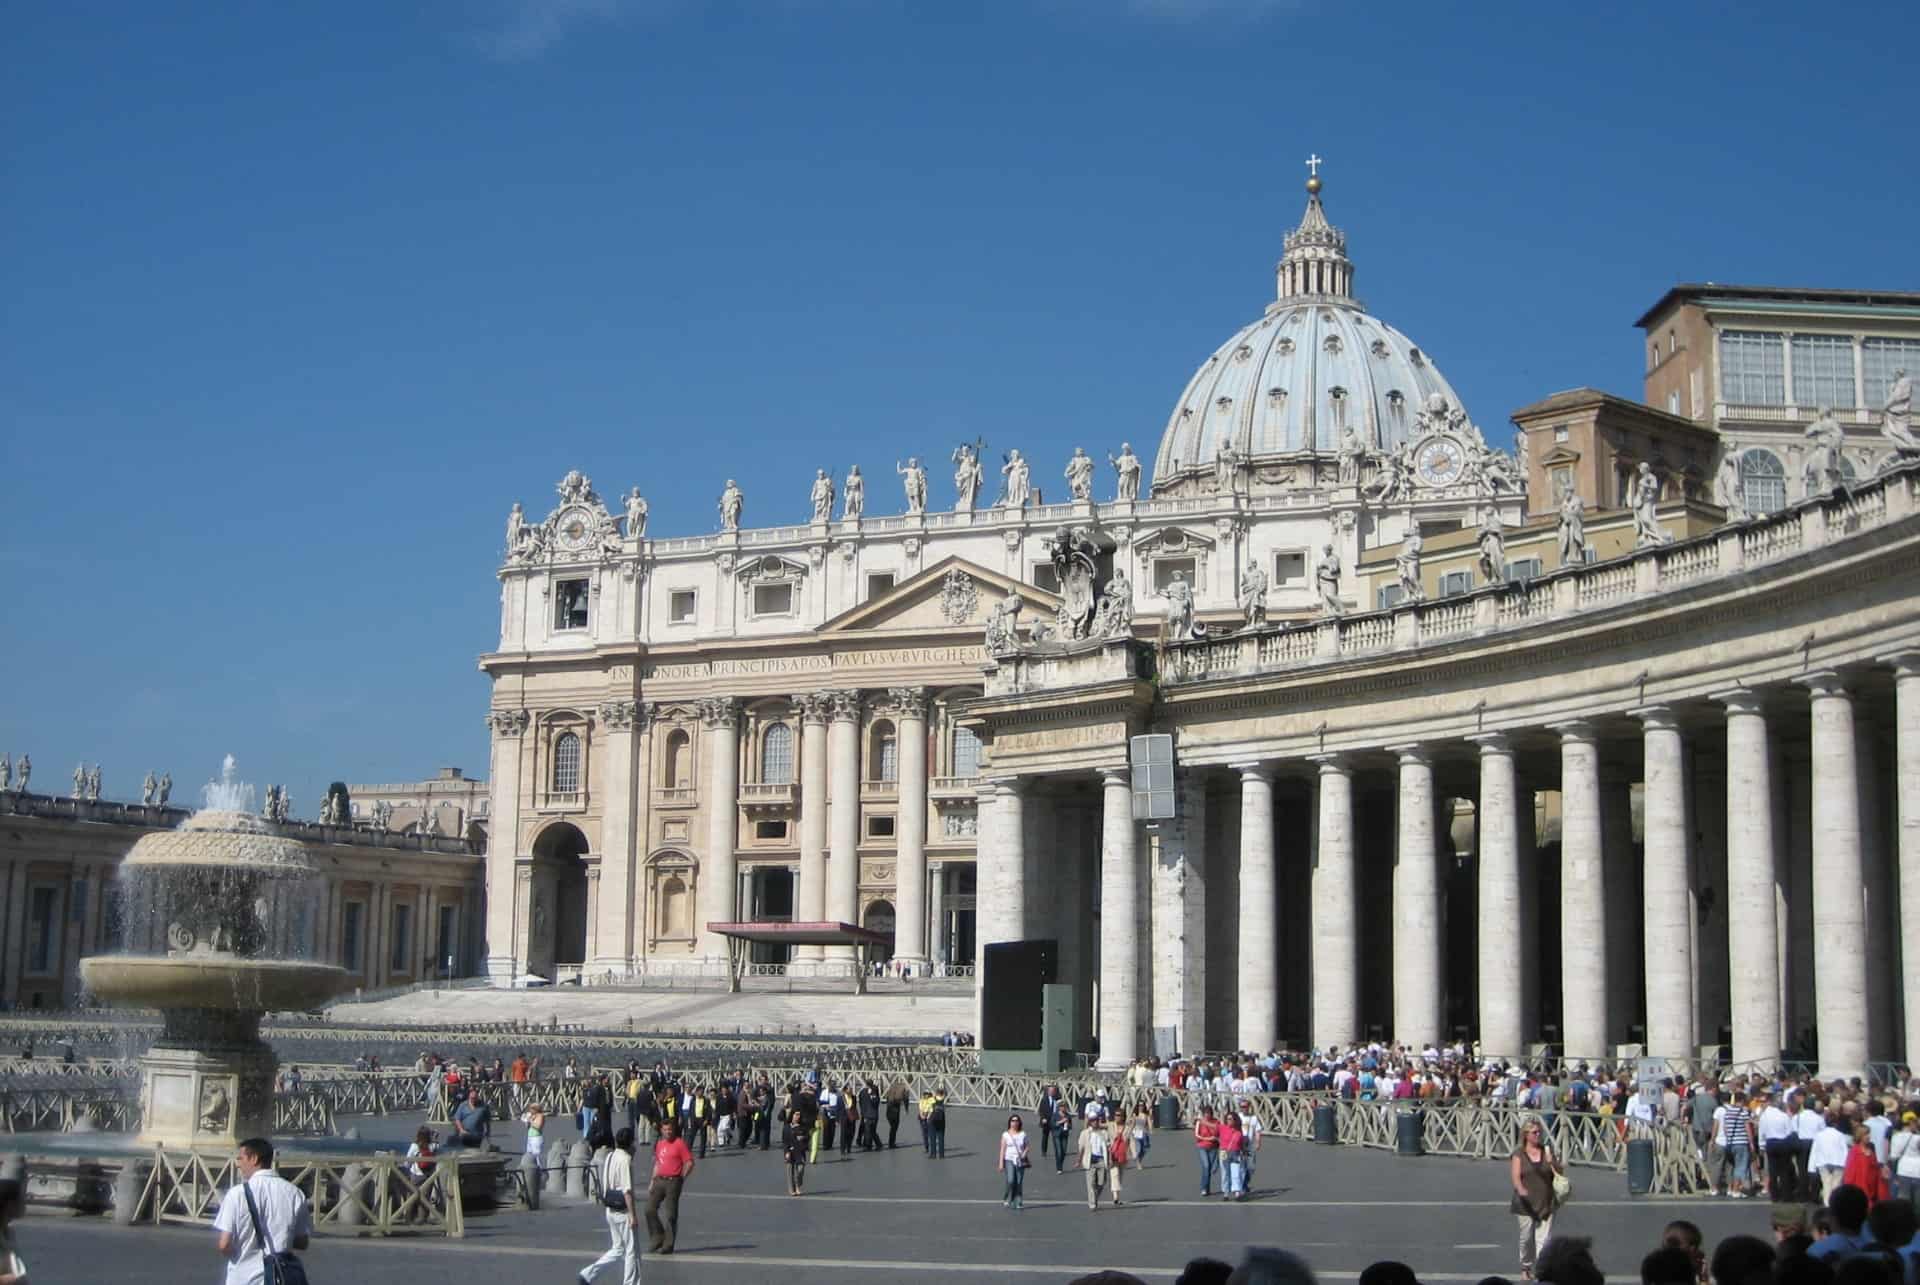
1309;755;1357;1051
592;699;642;968
927;861;947;972
973;779;1027;1039
1151;771;1208;1056
1886;653;1920;1074
891;688;931;971
1096;768;1140;1069
1798;671;1868;1079
1389;744;1442;1047
825;689;862;967
795;693;831;962
1714;686;1781;1068
1234;763;1277;1053
696;696;740;959
482;708;529;983
1552;721;1607;1060
1470;734;1522;1059
1636;705;1696;1061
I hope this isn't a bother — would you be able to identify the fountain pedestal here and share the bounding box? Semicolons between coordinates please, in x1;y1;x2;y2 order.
139;1043;276;1151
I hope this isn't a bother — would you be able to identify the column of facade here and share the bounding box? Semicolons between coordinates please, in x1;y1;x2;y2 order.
1714;687;1782;1068
1150;769;1208;1056
1553;722;1608;1060
1855;714;1894;1058
1235;763;1277;1053
1599;780;1637;1046
1884;653;1920;1074
482;709;529;983
794;692;831;962
1798;672;1869;1078
927;861;947;971
971;779;1024;1038
1471;734;1523;1058
1388;744;1442;1047
825;689;863;967
1309;755;1357;1051
891;687;931;970
695;696;741;959
592;700;642;968
1637;706;1696;1061
1096;768;1140;1069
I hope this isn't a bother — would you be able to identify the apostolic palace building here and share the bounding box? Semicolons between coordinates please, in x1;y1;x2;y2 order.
480;170;1920;1079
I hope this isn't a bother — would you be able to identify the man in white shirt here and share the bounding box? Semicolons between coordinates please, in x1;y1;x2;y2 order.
1755;1091;1798;1200
1807;1112;1852;1203
212;1138;311;1285
1793;1093;1825;1203
580;1127;640;1285
1237;1100;1263;1190
1625;1087;1657;1124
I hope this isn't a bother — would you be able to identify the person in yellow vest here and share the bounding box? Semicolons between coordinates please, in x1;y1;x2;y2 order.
918;1088;938;1156
689;1086;711;1158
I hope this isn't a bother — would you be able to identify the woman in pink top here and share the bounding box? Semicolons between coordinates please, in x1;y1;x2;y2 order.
1219;1113;1247;1200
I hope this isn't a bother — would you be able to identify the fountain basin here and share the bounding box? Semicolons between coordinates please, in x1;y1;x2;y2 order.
81;956;346;1013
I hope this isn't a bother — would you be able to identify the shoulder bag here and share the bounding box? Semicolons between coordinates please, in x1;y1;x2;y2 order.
1549;1149;1573;1205
241;1180;310;1285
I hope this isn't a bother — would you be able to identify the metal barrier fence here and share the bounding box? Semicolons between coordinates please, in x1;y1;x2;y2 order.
136;1147;467;1237
2;1086;337;1138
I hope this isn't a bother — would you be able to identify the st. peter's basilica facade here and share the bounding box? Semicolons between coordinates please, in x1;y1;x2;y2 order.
482;174;1920;1079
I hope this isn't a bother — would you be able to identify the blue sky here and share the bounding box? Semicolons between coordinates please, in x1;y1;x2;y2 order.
3;1;1915;812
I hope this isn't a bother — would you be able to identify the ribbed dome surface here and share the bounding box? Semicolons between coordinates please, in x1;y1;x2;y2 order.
1153;300;1466;480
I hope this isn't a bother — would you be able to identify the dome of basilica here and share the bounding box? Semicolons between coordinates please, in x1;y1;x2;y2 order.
1152;172;1469;494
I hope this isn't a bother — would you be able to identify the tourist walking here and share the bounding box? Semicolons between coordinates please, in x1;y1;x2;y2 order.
451;1087;491;1147
1038;1084;1063;1161
0;1177;28;1285
917;1086;937;1155
1129;1103;1152;1170
885;1080;907;1148
998;1114;1030;1210
580;1127;640;1285
1892;1109;1920;1205
1509;1116;1564;1280
1809;1110;1852;1203
1194;1105;1222;1196
212;1138;312;1285
1715;1093;1753;1197
1220;1111;1247;1200
782;1110;809;1195
928;1089;949;1158
1842;1124;1890;1205
644;1118;696;1256
1077;1110;1122;1209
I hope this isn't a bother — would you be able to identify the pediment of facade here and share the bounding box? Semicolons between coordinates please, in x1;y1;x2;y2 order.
1132;525;1218;557
819;556;1061;636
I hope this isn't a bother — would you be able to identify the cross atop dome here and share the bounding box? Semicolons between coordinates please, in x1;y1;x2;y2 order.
1276;152;1352;302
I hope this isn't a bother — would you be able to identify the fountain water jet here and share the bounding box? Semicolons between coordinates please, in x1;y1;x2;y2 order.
80;757;347;1149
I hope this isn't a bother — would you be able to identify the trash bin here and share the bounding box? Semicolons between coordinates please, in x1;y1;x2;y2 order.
1312;1103;1338;1145
1153;1095;1181;1130
1395;1110;1424;1156
1626;1137;1655;1194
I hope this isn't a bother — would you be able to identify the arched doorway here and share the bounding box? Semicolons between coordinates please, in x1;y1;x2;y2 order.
863;899;896;968
531;822;590;975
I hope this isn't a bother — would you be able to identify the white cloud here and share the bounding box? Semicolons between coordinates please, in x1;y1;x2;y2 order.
468;0;623;62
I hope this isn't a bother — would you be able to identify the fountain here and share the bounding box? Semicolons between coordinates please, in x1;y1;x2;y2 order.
79;757;347;1149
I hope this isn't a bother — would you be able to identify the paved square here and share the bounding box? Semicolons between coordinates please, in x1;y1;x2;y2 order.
13;1106;1776;1283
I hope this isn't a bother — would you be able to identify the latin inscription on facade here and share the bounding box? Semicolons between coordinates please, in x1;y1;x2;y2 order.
642;645;985;682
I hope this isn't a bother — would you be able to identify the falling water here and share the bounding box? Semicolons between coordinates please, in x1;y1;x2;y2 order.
200;753;255;813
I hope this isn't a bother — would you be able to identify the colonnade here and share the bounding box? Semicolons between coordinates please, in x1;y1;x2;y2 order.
974;654;1918;1078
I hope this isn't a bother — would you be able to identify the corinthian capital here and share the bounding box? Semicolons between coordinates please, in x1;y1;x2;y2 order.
793;692;833;725
697;696;740;729
827;689;864;723
879;686;928;721
487;709;531;738
597;699;640;731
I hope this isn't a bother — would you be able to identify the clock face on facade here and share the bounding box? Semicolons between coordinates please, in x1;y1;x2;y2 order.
1417;438;1465;485
556;505;594;551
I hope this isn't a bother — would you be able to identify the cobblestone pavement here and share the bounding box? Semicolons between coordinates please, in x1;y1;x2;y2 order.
15;1107;1773;1284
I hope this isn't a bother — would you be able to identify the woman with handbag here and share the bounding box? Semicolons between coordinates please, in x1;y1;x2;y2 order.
998;1114;1030;1210
1509;1116;1565;1280
781;1109;810;1196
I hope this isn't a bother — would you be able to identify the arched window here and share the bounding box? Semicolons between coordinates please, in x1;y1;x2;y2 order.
869;721;897;784
552;732;581;793
662;729;691;788
1738;449;1787;516
951;725;981;779
761;723;794;784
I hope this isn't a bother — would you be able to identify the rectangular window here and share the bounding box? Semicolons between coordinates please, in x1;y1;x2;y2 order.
553;578;590;631
1719;330;1785;405
1864;337;1920;407
951;725;982;778
1376;584;1404;610
751;582;794;616
1439;570;1473;597
1029;562;1062;594
1273;550;1306;587
1152;557;1197;592
668;589;697;624
390;903;411;974
26;887;59;974
754;820;788;841
1552;424;1569;443
1509;557;1543;583
342;902;365;973
865;572;896;600
1667;390;1681;415
866;814;896;839
1790;334;1856;408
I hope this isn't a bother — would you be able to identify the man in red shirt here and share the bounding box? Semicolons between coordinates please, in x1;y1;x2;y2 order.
644;1119;696;1254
